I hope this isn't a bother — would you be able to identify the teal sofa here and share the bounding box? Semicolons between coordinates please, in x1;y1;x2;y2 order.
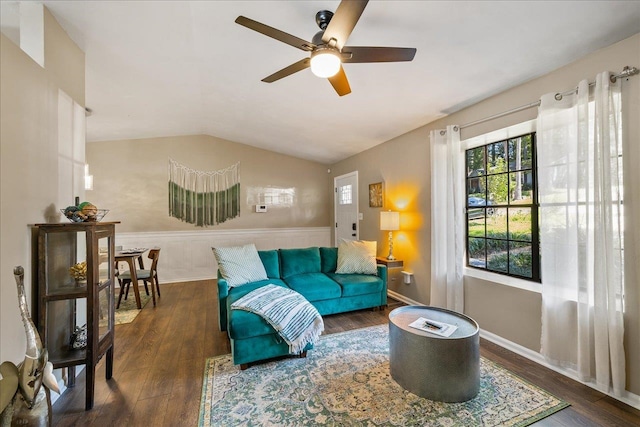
217;246;388;367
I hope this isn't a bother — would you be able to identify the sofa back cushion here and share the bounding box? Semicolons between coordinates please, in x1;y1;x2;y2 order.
280;247;321;278
258;250;280;279
212;243;268;287
319;247;338;273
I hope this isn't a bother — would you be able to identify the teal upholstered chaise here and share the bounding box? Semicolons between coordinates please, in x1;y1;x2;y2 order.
217;247;388;367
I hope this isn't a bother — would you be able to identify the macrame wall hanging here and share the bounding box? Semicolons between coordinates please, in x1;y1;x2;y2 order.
168;158;240;227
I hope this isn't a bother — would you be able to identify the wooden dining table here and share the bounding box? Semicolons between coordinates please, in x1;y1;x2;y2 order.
115;248;149;309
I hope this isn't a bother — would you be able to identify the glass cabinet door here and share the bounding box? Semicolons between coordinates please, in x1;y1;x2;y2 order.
44;230;87;295
96;234;113;340
97;285;112;340
97;235;111;286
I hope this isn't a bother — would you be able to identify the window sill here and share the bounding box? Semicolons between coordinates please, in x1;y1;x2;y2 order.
463;267;541;294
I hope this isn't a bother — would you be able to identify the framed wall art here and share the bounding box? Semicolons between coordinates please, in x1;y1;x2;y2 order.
369;182;383;208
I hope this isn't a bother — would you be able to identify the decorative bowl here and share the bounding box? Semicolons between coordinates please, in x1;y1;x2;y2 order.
60;208;110;223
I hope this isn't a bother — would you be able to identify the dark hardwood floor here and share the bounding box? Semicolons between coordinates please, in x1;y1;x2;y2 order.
53;280;639;426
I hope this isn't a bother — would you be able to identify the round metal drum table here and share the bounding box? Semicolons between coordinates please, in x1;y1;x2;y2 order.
389;305;480;402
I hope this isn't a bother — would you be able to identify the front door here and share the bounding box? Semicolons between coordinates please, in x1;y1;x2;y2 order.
334;171;359;244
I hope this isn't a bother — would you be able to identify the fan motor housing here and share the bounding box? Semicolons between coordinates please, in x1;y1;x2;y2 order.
315;10;334;30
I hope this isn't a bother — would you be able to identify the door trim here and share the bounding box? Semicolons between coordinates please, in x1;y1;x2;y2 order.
333;171;359;244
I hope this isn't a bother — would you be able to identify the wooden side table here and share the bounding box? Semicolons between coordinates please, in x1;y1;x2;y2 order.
376;257;403;269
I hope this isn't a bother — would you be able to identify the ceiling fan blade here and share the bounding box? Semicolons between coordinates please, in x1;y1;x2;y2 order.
235;16;315;52
322;0;368;50
342;46;417;63
328;65;351;96
262;58;311;83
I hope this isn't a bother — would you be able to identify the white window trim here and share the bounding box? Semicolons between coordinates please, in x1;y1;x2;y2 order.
463;119;536;150
462;119;541;293
464;266;541;293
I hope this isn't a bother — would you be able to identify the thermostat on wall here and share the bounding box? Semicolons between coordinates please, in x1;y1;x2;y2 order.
255;205;267;213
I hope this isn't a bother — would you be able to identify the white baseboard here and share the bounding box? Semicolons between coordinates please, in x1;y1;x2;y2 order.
387;290;424;307
480;329;640;410
49;379;66;405
49;364;85;405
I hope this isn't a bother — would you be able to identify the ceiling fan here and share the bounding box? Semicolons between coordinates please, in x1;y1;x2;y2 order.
235;0;417;96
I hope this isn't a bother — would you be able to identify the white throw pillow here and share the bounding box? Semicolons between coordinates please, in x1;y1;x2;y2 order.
212;244;268;287
336;240;377;274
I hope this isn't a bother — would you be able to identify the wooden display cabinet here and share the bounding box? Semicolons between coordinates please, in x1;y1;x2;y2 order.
34;221;119;410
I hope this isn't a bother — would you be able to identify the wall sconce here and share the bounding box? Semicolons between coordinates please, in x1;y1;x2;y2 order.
84;164;93;190
380;210;400;260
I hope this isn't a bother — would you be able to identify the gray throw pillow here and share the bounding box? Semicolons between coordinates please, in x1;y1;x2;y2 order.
212;243;268;287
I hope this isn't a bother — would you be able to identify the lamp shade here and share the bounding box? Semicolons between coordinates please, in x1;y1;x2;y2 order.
380;211;400;231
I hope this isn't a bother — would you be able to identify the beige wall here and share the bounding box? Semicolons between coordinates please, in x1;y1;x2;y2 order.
85;134;331;232
43;8;85;106
0;8;85;365
331;126;430;299
331;33;640;395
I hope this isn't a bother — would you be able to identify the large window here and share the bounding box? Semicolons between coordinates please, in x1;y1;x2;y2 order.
465;132;540;281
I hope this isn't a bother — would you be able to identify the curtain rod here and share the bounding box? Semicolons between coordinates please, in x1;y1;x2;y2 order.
459;65;639;130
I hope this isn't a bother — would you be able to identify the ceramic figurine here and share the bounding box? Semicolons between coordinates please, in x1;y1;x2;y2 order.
0;266;59;427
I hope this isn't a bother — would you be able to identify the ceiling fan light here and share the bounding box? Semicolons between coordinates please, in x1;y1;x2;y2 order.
310;49;341;78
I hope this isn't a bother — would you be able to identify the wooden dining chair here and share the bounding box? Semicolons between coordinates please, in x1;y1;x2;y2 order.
116;248;161;308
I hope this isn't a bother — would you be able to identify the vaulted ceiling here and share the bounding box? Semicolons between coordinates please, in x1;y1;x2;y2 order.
2;1;639;164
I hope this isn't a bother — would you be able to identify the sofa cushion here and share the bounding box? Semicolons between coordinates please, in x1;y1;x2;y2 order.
258;250;280;279
319;247;338;273
213;244;267;287
227;280;288;340
336;240;377;274
327;273;384;297
280;247;321;278
284;273;342;302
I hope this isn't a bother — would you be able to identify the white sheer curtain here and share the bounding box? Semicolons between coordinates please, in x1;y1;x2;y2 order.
537;72;626;396
430;125;464;312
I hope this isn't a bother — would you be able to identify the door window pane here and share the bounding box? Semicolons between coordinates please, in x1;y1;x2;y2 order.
339;185;352;205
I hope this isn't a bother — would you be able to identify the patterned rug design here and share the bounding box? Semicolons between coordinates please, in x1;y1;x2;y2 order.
114;291;151;325
199;325;569;427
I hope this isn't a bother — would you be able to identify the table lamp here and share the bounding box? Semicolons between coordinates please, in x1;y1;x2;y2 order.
380;211;400;260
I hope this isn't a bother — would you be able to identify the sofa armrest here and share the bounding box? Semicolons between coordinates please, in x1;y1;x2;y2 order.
376;264;388;282
377;264;388;306
217;271;229;332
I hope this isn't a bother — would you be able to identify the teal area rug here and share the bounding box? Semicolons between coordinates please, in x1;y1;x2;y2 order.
199;325;569;426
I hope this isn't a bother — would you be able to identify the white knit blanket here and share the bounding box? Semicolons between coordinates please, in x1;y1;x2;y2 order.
231;284;324;354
